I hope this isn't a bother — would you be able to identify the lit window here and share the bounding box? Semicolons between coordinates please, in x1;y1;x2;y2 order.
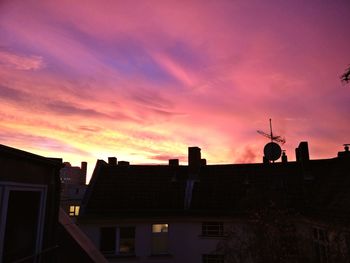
202;222;224;236
152;224;169;254
100;227;135;256
69;205;80;216
202;254;225;263
152;224;168;233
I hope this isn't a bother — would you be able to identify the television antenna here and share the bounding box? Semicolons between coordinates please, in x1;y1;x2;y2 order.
257;118;286;145
257;119;285;162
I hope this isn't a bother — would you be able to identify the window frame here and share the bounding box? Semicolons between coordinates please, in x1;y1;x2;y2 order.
202;254;225;263
151;224;169;255
201;222;224;237
0;182;47;261
69;205;80;216
99;226;136;256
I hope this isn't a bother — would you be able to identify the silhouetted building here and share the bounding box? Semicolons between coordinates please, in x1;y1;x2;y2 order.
78;143;350;263
60;162;87;219
0;144;107;263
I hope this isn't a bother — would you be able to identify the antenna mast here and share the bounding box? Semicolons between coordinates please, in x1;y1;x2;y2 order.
269;118;273;142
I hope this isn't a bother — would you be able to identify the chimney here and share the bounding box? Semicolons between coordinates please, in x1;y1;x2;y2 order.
296;142;309;162
81;162;87;176
338;144;350;158
169;159;179;182
200;159;207;166
189;147;201;166
118;161;130;166
169;159;179;166
188;147;201;177
108;157;117;166
263;156;269;164
281;151;288;163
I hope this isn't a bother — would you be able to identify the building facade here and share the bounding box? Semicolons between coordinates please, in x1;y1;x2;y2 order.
0;144;62;262
60;162;87;219
78;143;350;263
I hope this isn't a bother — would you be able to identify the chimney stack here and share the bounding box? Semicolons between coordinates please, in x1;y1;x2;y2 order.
81;162;87;176
296;142;309;162
118;161;130;166
188;147;201;167
108;157;117;166
281;151;288;163
188;147;201;177
169;159;179;166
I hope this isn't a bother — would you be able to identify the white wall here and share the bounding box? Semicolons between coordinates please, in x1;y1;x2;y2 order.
79;219;234;263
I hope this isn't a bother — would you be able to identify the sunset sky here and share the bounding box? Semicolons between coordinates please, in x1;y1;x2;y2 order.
1;0;349;181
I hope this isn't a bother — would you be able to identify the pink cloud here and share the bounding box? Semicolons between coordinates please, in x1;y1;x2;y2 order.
0;0;349;181
0;50;45;70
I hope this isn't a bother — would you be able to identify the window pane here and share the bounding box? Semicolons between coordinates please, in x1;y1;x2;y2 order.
152;235;168;254
75;206;80;216
3;190;41;263
202;222;224;236
100;227;116;254
119;227;135;254
152;224;168;233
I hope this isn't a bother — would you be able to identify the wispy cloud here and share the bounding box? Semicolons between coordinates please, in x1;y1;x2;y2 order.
0;50;45;70
0;0;349;180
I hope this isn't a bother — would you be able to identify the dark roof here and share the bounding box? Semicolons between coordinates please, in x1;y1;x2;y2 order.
80;154;350;221
0;144;62;167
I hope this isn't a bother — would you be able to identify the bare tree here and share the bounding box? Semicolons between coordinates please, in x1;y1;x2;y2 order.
217;205;300;263
340;65;350;84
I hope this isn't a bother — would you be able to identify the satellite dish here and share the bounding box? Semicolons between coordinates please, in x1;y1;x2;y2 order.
264;142;282;161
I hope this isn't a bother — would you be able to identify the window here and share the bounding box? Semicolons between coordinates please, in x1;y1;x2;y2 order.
69;205;80;216
119;227;135;254
202;254;225;263
313;227;329;263
202;222;224;237
152;224;169;254
0;183;46;263
100;227;116;254
100;227;135;256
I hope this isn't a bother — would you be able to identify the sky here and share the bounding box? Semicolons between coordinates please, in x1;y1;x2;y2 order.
1;0;349;181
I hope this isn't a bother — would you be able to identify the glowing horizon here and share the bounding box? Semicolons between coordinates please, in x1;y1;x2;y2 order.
1;0;349;181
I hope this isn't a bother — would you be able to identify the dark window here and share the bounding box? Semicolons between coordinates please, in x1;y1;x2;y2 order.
202;254;225;263
100;227;116;254
3;190;41;263
119;227;135;254
202;222;224;236
100;227;136;255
